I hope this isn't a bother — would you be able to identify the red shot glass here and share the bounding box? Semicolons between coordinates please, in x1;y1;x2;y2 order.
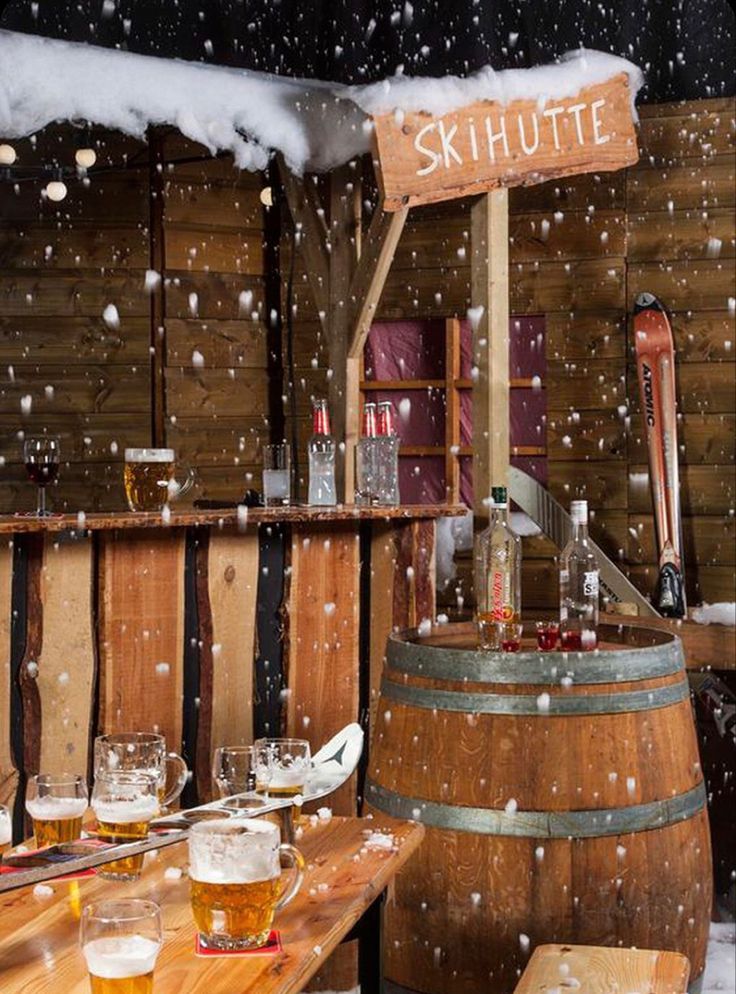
535;621;560;652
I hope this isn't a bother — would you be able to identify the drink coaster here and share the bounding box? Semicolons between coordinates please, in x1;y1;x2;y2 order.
195;931;282;957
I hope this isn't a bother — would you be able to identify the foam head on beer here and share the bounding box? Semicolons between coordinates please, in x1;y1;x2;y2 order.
92;796;160;825
25;796;88;821
189;819;279;884
83;935;160;979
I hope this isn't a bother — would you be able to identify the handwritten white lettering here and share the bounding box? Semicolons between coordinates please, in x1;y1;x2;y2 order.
484;114;509;163
567;102;587;146
591;99;611;144
542;106;565;150
414;121;440;176
438;120;463;168
518;112;540;155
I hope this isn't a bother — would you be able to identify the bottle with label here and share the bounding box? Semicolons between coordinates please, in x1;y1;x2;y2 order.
355;402;379;505
307;399;337;506
376;400;400;506
559;500;600;650
473;486;521;650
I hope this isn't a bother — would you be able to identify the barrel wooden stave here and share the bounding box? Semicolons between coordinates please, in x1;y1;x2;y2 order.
368;623;712;994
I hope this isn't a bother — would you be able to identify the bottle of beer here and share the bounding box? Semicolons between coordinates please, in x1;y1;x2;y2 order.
307;399;337;506
473;486;521;650
559;500;599;650
376;400;400;506
355;402;379;505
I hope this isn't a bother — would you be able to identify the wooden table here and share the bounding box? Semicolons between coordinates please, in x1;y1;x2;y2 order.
0;815;424;994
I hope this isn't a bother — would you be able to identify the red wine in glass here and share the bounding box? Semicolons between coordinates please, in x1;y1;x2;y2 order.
23;436;61;516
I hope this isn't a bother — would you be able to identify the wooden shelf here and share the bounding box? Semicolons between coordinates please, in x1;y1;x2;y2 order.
361;379;445;390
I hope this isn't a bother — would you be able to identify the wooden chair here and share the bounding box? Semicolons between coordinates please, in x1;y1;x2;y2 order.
514;943;691;993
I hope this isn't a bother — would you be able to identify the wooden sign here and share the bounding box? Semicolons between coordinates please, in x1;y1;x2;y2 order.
373;73;639;211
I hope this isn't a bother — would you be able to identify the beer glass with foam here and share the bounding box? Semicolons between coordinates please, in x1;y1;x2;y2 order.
123;448;194;512
80;899;162;994
25;773;88;847
92;772;159;881
189;818;304;950
253;738;311;798
0;803;11;856
94;732;188;810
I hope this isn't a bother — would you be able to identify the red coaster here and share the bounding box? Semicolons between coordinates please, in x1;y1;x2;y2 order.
195;931;282;958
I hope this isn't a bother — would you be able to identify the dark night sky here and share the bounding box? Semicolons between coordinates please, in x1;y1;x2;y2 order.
0;0;734;102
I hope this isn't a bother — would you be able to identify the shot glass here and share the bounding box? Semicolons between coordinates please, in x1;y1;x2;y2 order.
536;621;560;652
262;444;291;506
496;622;524;653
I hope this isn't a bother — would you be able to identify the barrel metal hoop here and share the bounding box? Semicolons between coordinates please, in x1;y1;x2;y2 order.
379;675;689;716
365;780;706;839
386;634;684;685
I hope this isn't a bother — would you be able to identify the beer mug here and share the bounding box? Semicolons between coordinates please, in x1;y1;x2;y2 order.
212;745;257;798
254;738;311;798
25;773;88;848
123;448;194;512
92;771;159;881
81;899;162;994
0;803;11;855
188;818;305;950
94;732;188;809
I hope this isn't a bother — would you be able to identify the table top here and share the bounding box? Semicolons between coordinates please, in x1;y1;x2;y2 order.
0;815;424;994
0;503;466;534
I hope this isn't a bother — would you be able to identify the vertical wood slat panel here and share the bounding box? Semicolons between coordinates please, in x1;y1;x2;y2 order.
286;522;360;814
0;539;16;808
194;528;259;802
97;530;186;754
36;534;96;779
18;535;43;784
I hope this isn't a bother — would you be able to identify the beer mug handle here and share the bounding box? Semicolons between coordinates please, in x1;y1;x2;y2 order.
161;752;188;808
168;465;195;502
275;843;305;911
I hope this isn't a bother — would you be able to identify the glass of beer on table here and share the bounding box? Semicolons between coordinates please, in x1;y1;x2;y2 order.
189;818;305;950
92;772;159;881
94;731;188;810
254;738;311;798
25;773;88;847
212;745;257;798
123;448;194;512
81;899;162;994
0;803;11;855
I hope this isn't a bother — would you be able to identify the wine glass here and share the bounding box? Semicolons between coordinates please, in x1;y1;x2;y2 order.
23;435;60;517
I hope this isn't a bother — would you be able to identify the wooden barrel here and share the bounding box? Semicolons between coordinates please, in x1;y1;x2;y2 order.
366;623;712;994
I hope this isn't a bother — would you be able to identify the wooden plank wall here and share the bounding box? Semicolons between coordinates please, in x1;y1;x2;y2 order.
0;128;271;511
282;97;734;609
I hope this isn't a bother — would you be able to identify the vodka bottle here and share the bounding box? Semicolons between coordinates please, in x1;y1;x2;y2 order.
307;399;337;506
559;500;599;650
376;401;400;506
355;402;379;505
473;486;521;650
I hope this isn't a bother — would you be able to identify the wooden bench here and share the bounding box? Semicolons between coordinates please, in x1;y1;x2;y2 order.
515;943;691;994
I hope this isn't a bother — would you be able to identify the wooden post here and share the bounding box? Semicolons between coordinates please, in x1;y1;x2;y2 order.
148;128;167;447
471;190;509;516
444;318;462;504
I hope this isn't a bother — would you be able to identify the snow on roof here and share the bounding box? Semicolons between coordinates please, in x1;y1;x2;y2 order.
0;30;643;173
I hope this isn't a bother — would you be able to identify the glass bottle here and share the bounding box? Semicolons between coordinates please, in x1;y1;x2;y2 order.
376;400;400;506
307;399;337;506
473;486;521;650
559;500;600;650
355;402;379;505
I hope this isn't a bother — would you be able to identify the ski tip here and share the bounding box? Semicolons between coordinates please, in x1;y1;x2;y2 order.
634;292;664;314
655;562;686;619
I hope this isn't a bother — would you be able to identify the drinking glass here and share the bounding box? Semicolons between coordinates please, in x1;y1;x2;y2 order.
188;818;304;950
212;745;256;799
92;771;159;881
536;620;560;652
25;773;88;848
254;738;311;798
0;803;11;855
496;621;524;653
23;435;60;517
123;448;194;512
94;732;188;809
80;899;162;994
262;443;291;506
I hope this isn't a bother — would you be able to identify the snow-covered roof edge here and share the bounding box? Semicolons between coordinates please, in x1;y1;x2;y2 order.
0;30;643;174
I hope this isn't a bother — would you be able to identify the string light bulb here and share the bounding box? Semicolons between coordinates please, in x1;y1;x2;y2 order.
45;179;68;202
0;144;16;165
75;146;97;169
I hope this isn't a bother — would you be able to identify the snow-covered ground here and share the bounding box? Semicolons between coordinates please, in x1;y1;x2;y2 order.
702;922;736;993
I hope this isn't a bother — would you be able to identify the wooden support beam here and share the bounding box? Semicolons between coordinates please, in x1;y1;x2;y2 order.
471;189;509;515
445;318;462;504
277;158;330;328
347;206;409;360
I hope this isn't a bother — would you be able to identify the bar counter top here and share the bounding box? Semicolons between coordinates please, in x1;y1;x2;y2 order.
0;502;467;533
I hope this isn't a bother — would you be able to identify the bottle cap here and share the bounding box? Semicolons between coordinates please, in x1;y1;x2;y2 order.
570;500;588;524
490;486;508;507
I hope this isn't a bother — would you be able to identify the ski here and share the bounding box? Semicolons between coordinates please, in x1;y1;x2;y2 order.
0;723;363;893
633;292;686;617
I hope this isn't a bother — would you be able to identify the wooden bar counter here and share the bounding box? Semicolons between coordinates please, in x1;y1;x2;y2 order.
0;505;464;836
